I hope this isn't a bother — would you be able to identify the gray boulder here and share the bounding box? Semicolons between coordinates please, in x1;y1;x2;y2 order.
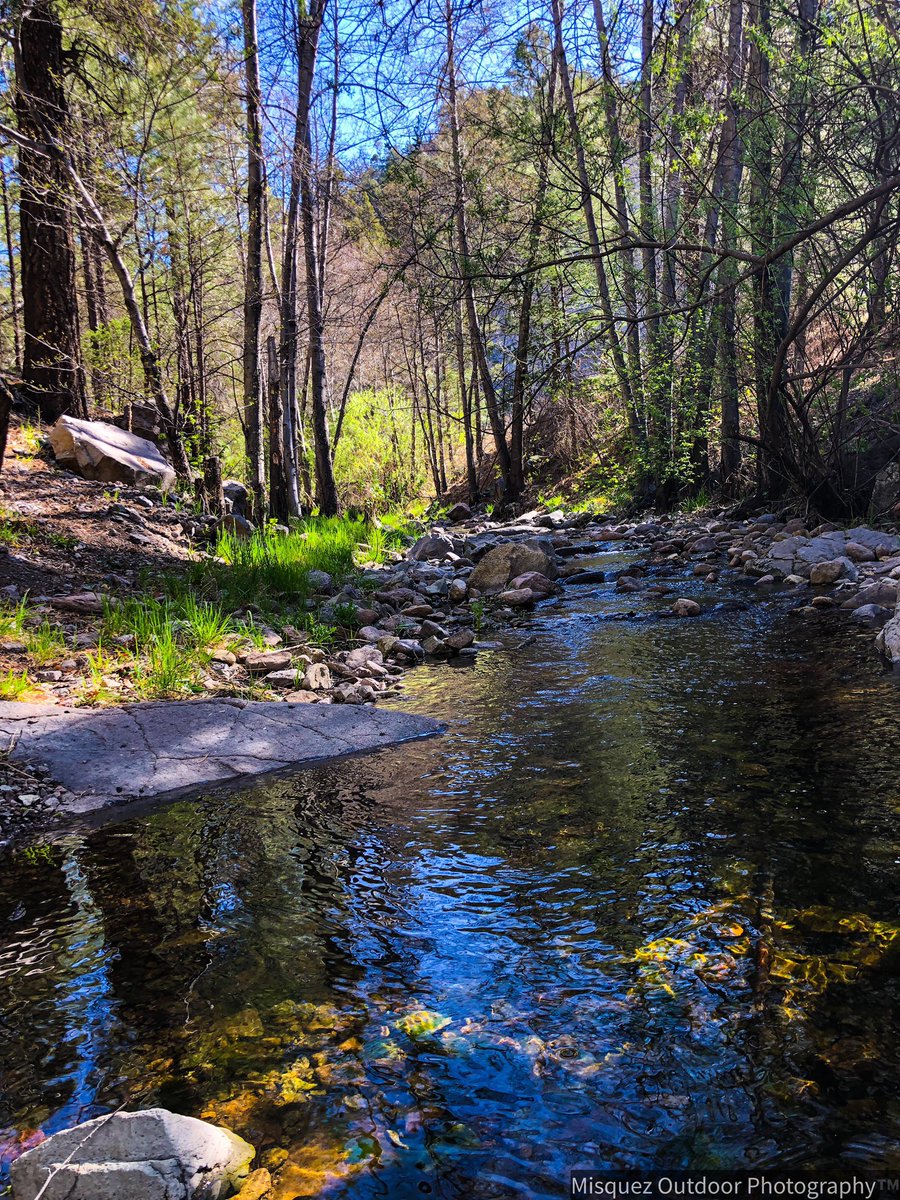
50;416;176;492
763;527;900;577
850;604;892;627
408;529;456;562
446;502;472;522
10;1108;253;1200
870;461;900;517
222;480;250;518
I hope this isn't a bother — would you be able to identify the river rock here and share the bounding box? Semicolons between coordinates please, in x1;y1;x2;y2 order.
509;571;557;597
564;568;605;585
448;577;468;603
394;638;425;661
468;540;557;593
244;649;292;673
809;558;847;585
497;587;535;607
306;569;333;592
850;604;892;627
345;646;382;671
10;1108;253;1200
762;528;899;576
844;541;876;563
408;529;455;562
50;592;106;615
672;598;701;617
302;663;332;691
841;579;899;609
358;626;384;643
49;416;177;492
422;634;451;657
217;512;254;539
446;502;472;522
263;669;303;689
223;479;250;517
420;618;449;639
875;611;900;663
446;628;475;652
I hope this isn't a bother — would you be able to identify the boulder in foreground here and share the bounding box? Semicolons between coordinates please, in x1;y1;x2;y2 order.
11;1108;254;1200
50;415;176;492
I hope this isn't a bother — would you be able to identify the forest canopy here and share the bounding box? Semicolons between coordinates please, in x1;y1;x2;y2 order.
1;0;898;517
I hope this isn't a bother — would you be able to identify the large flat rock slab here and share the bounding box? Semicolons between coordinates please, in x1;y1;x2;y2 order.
0;698;441;816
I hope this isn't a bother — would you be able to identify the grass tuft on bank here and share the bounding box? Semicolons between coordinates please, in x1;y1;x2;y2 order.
184;515;409;610
0;515;415;705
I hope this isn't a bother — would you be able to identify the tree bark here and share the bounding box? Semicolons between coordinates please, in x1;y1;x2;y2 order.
241;0;267;521
445;0;512;490
550;0;643;446
0;162;21;373
14;0;87;422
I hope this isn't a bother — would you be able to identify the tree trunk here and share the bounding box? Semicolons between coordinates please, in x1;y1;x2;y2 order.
14;0;87;422
550;0;643;445
268;334;289;520
0;162;21;373
241;0;267;521
279;1;325;517
445;0;512;490
717;0;746;486
65;167;192;480
301;127;339;515
454;290;478;504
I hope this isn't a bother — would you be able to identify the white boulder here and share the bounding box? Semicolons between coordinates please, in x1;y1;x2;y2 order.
50;416;176;492
10;1108;254;1200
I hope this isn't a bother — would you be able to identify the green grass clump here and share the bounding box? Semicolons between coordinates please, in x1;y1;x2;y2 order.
24;620;67;666
131;629;200;700
0;669;31;700
0;598;29;640
191;516;406;610
95;593;239;700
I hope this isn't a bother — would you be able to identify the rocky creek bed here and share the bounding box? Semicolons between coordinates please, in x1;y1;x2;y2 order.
3;494;899;842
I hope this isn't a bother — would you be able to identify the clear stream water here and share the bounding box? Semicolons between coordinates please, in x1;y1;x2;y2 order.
1;550;899;1198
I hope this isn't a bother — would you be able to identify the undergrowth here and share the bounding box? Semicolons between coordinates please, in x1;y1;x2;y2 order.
186;516;407;611
0;669;31;700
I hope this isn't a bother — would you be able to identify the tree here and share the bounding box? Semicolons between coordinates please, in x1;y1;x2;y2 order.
14;0;87;422
241;0;267;520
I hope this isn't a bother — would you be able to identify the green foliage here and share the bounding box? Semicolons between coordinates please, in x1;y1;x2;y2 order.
193;517;400;610
131;628;203;700
470;598;486;633
24;620;67;666
0;598;29;640
18;423;43;457
682;486;713;513
332;390;428;514
0;669;31;700
93;593;239;701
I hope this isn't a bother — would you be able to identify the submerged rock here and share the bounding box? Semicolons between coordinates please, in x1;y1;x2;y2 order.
671;597;701;617
10;1107;254;1200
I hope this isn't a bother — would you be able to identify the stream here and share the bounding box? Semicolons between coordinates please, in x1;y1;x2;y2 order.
1;548;899;1196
